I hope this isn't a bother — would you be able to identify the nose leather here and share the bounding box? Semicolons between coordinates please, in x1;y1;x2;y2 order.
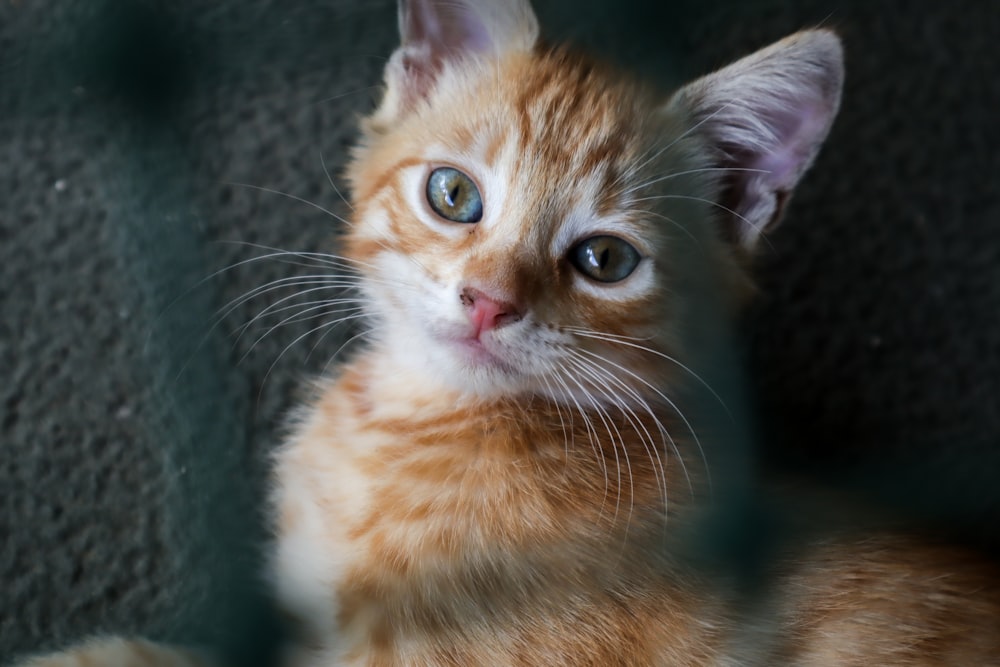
460;287;522;336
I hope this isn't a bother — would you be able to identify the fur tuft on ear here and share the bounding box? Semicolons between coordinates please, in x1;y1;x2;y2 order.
668;30;844;252
374;0;540;124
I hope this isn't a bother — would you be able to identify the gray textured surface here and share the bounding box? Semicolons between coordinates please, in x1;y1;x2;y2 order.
2;0;999;664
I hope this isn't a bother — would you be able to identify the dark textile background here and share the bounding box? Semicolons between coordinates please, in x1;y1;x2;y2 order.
2;0;998;663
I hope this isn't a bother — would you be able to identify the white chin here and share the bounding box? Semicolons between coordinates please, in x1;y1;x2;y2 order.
451;338;512;369
435;341;528;397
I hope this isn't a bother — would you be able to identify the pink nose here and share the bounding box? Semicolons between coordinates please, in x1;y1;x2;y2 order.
460;287;522;335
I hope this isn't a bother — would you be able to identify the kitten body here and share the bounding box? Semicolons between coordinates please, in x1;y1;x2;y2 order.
272;31;738;665
15;0;1000;666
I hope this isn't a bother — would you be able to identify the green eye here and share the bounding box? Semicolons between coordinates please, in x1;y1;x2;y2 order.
569;235;641;283
426;167;483;223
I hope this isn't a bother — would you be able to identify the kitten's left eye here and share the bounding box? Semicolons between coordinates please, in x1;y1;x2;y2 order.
426;167;483;223
569;235;641;283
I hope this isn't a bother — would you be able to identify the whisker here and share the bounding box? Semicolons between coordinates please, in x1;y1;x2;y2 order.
218;278;361;330
566;353;670;478
559;366;633;530
242;307;366;364
623;166;769;198
323;326;375;373
638;209;702;249
575;347;712;498
217;246;361;271
146;246;361;356
218;241;378;273
306;309;366;361
614;100;738;190
536;371;572;463
227;183;436;278
565;327;732;419
564;353;668;519
550;366;610;520
167;277;354;384
227;182;356;228
258;312;369;404
631;193;774;252
561;327;654;343
236;296;363;336
311;84;381;107
216;267;410;334
236;298;363;344
320;151;355;212
565;347;693;510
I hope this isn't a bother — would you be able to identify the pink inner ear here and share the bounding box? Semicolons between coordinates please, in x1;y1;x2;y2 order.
380;0;538;122
750;101;829;190
404;0;493;57
716;95;837;247
391;0;495;112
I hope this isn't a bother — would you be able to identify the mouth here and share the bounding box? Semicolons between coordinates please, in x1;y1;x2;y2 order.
447;334;514;371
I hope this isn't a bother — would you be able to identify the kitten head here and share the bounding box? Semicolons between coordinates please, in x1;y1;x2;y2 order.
344;0;843;403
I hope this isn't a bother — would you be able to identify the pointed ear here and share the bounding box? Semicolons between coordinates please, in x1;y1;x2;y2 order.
375;0;540;123
667;30;844;252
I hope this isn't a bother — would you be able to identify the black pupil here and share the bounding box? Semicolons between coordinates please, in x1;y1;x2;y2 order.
447;185;460;207
595;247;610;270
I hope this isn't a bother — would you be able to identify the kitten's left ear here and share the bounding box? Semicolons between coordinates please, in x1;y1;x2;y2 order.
667;30;844;252
374;0;540;124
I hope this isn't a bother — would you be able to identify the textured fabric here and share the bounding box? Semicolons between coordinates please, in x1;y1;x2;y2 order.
2;0;998;663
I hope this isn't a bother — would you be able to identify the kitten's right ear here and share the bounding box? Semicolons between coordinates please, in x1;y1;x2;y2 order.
374;0;540;124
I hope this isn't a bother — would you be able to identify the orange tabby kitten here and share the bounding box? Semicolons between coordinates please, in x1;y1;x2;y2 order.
16;0;1000;665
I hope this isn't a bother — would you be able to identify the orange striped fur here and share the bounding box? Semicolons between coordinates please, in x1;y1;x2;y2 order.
15;1;1000;666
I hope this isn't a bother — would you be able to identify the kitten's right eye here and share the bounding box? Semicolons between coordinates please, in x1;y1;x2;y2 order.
426;167;483;223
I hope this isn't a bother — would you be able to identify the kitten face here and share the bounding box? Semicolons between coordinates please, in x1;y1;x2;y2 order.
346;51;700;400
343;0;842;404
